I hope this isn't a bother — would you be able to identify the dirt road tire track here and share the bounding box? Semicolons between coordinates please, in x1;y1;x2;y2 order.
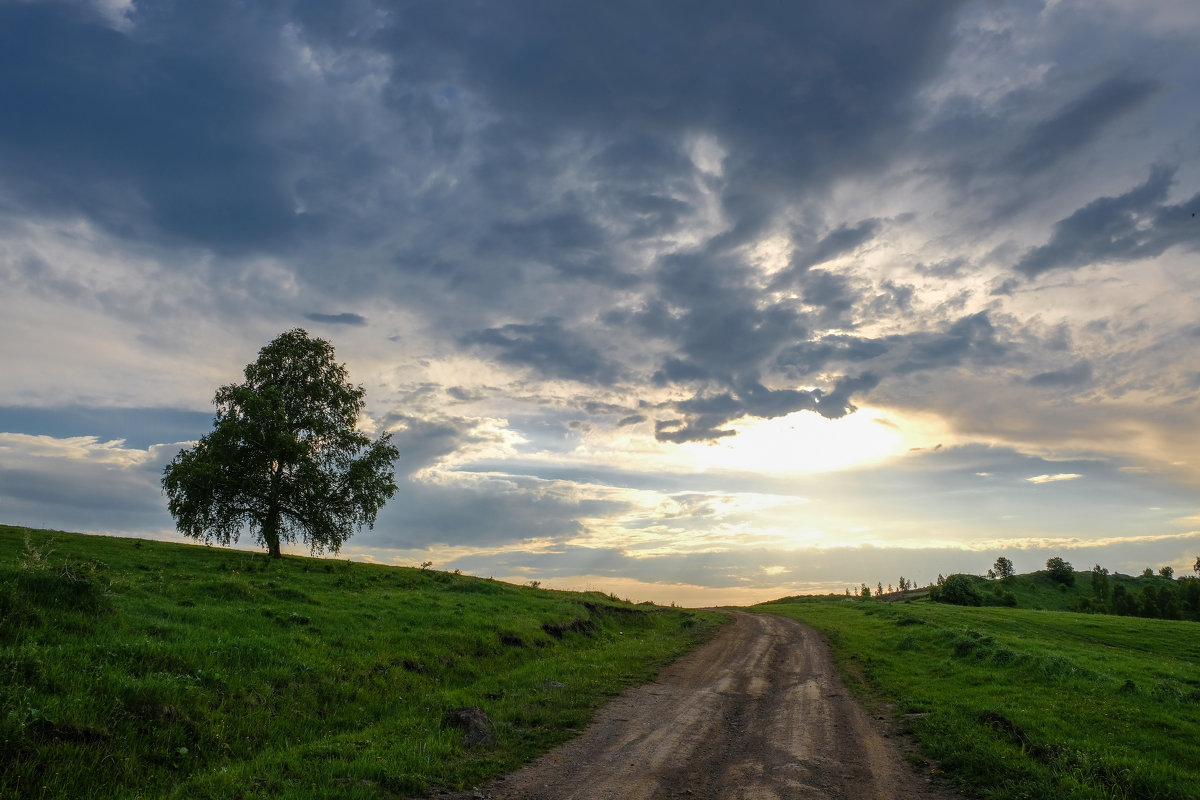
437;611;955;799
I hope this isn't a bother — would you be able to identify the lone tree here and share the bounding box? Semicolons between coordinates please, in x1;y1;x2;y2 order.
162;329;399;558
993;556;1016;582
1045;556;1075;586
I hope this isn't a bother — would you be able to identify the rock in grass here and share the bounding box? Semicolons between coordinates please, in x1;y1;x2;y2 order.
445;707;495;745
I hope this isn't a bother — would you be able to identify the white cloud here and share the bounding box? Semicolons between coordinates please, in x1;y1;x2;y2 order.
0;433;154;467
1026;473;1082;484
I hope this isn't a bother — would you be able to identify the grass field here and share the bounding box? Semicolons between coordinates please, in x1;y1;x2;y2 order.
754;598;1200;800
0;525;723;799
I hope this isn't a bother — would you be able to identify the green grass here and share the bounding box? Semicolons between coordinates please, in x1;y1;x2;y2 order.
925;569;1196;616
754;598;1200;799
0;525;723;799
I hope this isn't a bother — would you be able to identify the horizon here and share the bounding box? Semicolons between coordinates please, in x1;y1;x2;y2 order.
2;1;1199;606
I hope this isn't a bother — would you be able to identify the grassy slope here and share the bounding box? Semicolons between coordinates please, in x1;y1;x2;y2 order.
0;525;723;799
754;598;1200;800
932;569;1189;614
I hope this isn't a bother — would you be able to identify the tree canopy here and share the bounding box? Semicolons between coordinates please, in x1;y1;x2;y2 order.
162;329;399;558
1045;556;1075;586
993;556;1015;581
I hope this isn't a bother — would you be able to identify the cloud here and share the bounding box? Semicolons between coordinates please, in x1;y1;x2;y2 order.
0;3;311;253
892;312;1010;374
1005;76;1162;176
381;414;518;477
368;471;632;550
652;375;879;445
303;312;366;326
1026;473;1083;484
0;433;176;533
1014;166;1200;278
0;406;212;449
460;319;621;385
2;0;1200;602
1027;360;1093;388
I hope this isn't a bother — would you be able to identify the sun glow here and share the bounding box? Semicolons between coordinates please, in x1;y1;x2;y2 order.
677;407;952;475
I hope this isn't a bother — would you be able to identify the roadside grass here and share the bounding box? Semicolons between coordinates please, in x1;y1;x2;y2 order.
754;598;1200;800
0;525;723;799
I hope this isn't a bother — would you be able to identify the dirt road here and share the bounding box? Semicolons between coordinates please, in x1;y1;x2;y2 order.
445;611;953;799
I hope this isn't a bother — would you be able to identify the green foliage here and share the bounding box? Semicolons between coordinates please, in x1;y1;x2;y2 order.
930;574;983;606
1045;557;1075;586
162;329;399;558
992;556;1015;582
754;599;1200;799
0;525;721;799
1090;564;1109;603
1159;565;1174;579
1112;584;1139;616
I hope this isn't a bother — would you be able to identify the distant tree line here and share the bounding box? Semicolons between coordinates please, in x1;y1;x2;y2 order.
922;555;1200;621
1076;561;1200;620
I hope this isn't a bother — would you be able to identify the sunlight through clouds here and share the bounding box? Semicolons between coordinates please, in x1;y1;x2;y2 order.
2;0;1199;601
678;407;955;475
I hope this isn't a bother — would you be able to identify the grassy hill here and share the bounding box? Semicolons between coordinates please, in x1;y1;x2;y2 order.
0;525;722;799
755;596;1200;799
924;568;1199;616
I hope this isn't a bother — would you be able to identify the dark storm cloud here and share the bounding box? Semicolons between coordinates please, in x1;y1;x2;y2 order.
809;220;884;267
405;1;965;188
654;373;879;443
775;335;889;378
481;213;637;287
303;312;367;326
799;269;857;322
893;312;1009;373
460;319;620;385
647;249;810;383
0;2;309;251
0;0;971;380
653;309;1015;443
1015;166;1200;278
1027;361;1094;388
1005;76;1162;176
773;218;884;285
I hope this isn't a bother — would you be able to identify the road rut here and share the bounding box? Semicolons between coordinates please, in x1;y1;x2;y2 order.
441;611;953;799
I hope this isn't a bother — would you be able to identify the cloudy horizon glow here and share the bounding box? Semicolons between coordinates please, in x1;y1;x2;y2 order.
2;0;1199;604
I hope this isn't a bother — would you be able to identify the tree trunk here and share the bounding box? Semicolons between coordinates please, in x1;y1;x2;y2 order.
264;505;282;559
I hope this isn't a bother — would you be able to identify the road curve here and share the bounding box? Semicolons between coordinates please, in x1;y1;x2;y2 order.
441;611;953;799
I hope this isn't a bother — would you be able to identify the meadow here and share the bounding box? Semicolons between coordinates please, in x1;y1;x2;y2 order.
755;597;1200;799
0;525;722;799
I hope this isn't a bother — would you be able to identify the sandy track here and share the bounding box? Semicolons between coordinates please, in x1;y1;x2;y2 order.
438;611;953;799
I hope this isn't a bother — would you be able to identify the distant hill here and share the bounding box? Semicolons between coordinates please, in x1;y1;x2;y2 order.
926;568;1200;619
764;567;1200;621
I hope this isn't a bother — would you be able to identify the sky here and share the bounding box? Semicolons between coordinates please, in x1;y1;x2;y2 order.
2;0;1200;605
